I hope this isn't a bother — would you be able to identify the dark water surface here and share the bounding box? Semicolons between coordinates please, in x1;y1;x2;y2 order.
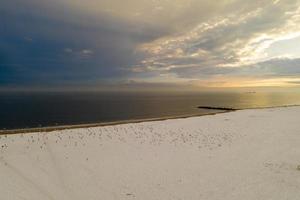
1;91;300;130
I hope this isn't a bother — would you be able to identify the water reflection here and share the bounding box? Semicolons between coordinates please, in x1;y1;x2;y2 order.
0;91;299;130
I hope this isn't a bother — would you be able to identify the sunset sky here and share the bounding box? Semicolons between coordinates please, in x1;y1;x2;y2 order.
1;0;300;90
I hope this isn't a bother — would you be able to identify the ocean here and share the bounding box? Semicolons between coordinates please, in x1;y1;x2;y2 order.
1;91;300;130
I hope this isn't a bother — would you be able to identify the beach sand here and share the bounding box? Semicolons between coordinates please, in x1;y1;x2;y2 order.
0;106;300;199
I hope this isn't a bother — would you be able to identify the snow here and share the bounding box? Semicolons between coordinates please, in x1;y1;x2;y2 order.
1;106;300;200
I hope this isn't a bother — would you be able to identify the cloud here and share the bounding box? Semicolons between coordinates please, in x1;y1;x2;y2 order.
286;81;300;85
64;48;73;53
1;0;300;88
0;0;166;86
81;49;93;55
24;37;33;42
169;58;300;79
134;0;300;81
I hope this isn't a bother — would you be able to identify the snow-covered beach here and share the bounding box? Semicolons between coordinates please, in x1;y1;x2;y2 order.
1;106;300;200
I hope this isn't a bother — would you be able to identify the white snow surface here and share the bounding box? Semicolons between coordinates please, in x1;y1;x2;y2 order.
1;106;300;200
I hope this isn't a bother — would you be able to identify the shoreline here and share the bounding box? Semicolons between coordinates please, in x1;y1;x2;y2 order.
0;111;228;135
1;104;299;135
1;105;300;199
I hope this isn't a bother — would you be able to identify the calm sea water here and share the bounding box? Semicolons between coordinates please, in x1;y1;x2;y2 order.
1;91;300;130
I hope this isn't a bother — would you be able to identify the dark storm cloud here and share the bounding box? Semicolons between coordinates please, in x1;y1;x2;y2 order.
0;0;166;86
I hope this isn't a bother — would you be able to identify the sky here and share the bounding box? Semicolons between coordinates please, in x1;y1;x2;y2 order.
1;0;300;90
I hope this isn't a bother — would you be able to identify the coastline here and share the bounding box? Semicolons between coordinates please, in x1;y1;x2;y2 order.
0;111;227;135
1;104;298;135
1;105;300;199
